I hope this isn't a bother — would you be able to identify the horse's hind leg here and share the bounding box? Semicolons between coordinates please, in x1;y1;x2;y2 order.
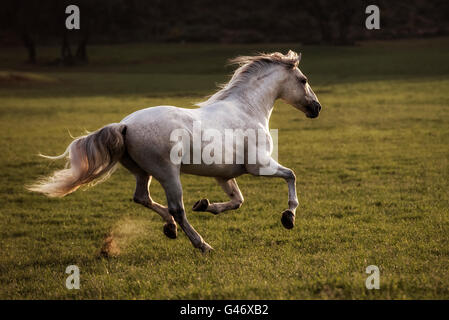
134;175;178;239
193;178;244;214
120;154;177;239
160;171;213;253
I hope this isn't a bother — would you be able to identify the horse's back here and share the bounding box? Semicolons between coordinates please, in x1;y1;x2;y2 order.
120;105;197;177
121;105;196;124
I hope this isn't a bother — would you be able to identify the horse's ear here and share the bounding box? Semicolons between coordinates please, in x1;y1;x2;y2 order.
287;50;301;67
287;50;296;57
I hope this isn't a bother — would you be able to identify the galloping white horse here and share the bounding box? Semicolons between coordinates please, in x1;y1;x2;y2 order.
28;50;322;253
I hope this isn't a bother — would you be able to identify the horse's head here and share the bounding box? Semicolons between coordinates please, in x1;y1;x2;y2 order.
278;50;322;119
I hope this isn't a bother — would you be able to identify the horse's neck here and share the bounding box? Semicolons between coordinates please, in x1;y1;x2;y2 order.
231;69;283;126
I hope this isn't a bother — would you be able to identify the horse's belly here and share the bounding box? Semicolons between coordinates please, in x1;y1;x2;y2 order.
180;164;246;178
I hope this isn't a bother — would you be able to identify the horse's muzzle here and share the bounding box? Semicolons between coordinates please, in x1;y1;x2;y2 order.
306;101;322;118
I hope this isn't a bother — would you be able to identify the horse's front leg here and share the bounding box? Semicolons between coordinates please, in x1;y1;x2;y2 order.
193;178;244;214
246;160;299;229
160;171;213;253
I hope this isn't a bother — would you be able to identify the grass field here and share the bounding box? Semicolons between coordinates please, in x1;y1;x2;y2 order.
0;38;448;299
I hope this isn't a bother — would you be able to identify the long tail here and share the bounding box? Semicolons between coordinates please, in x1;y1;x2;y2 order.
27;123;127;197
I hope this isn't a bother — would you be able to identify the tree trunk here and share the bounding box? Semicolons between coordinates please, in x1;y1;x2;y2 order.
22;32;36;64
75;30;89;63
61;31;74;65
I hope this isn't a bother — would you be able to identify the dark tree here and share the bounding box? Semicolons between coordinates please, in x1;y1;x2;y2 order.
1;0;448;58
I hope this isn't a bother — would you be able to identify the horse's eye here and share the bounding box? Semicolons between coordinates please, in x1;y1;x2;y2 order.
298;77;307;85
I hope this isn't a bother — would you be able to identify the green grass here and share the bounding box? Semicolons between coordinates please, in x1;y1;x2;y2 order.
1;38;449;299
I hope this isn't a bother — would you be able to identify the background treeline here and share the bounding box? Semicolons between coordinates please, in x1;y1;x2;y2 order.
1;0;448;64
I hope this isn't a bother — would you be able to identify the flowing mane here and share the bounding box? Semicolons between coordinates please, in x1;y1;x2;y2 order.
196;51;300;107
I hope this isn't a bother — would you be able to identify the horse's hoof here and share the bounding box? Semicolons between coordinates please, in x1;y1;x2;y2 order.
193;198;209;212
200;242;214;254
163;223;177;239
281;210;295;229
